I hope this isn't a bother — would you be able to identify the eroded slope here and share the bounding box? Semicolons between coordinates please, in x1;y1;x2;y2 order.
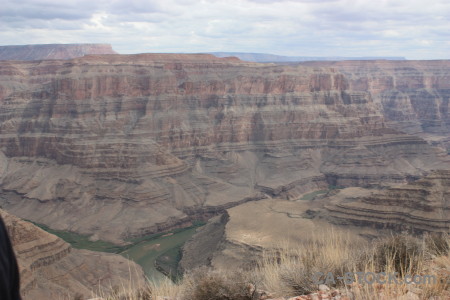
326;170;450;233
0;55;448;242
0;209;145;300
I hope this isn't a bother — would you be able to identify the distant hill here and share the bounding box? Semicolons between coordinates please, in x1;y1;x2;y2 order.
207;52;406;62
0;43;117;61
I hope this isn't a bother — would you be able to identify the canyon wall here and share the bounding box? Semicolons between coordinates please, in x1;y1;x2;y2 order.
0;54;448;242
0;44;117;61
301;60;450;137
0;209;145;300
325;170;450;233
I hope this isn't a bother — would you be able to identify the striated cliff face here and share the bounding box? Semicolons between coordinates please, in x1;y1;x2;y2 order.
325;170;450;233
301;60;450;136
0;209;145;300
0;54;448;242
0;44;117;61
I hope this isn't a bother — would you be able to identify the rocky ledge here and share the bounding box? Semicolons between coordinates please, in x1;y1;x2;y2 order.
0;54;449;242
0;209;145;300
325;170;450;233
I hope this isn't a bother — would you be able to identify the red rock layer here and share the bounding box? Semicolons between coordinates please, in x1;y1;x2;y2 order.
0;55;448;241
301;60;450;135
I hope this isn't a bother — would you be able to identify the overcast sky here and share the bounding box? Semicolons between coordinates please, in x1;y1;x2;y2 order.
1;0;449;59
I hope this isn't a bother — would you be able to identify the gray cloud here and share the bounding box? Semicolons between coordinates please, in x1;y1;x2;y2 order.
1;0;99;20
0;0;449;59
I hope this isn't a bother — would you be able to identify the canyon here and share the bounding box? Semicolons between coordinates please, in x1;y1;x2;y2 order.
0;54;449;245
0;209;145;300
300;60;450;137
326;169;450;233
182;169;449;272
179;59;450;271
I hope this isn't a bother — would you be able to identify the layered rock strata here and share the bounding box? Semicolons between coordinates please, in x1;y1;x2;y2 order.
0;54;448;242
0;209;145;300
300;60;450;137
325;170;450;233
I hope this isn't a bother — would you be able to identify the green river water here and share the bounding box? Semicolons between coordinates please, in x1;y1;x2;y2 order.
120;227;199;281
33;222;201;281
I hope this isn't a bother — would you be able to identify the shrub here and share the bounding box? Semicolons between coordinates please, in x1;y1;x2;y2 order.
278;260;319;295
73;293;84;300
182;267;254;300
134;286;152;300
425;233;449;256
362;234;425;277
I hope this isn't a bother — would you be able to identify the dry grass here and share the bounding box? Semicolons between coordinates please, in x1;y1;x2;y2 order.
147;277;182;299
257;227;364;297
93;276;180;300
341;232;449;299
92;229;450;300
181;267;255;300
420;235;450;299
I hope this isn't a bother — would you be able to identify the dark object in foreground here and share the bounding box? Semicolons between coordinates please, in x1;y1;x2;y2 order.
0;216;21;300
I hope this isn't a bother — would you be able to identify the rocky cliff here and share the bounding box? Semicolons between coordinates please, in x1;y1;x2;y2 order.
0;54;448;242
0;209;145;300
301;60;450;136
325;170;450;233
0;44;117;61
